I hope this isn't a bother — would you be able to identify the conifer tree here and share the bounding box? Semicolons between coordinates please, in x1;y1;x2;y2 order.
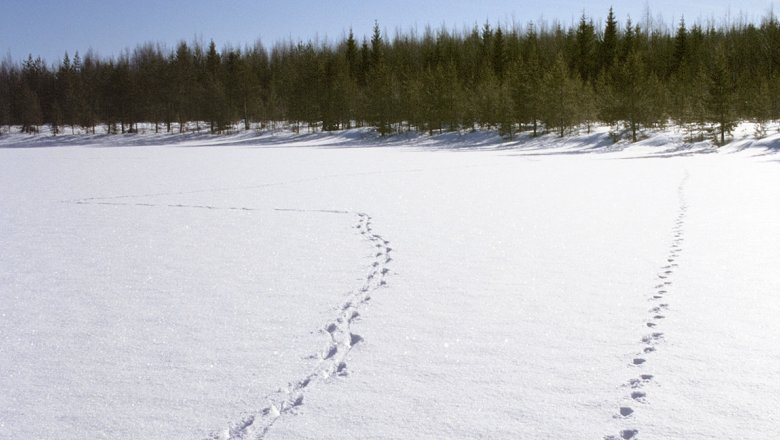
513;25;544;136
671;18;688;74
345;29;360;80
204;40;228;133
370;21;384;69
492;26;507;80
18;83;43;133
706;44;736;145
0;60;12;131
597;8;618;74
56;52;77;133
574;15;597;82
601;50;661;141
541;53;580;137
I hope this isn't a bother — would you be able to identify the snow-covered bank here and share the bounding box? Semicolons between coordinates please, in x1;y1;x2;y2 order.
2;121;780;155
0;128;778;439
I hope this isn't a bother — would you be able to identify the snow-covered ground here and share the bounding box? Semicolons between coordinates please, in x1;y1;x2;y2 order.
1;127;778;439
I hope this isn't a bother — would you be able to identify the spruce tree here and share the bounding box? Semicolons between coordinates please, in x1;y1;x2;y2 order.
706;44;736;145
597;8;618;74
345;29;360;80
541;53;580;137
18;83;43;133
574;15;597;82
493;26;507;80
602;50;660;141
671;18;688;74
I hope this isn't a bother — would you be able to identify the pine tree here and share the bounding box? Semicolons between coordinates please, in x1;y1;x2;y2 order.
513;24;544;136
77;52;99;133
421;61;463;133
366;64;397;135
493;26;507;80
204;40;228;133
602;50;661;142
541;53;580;137
172;42;196;132
359;39;371;88
597;7;618;74
18;83;42;133
706;44;736;145
345;29;360;80
671;18;688;74
0;60;12;131
55;52;77;133
370;21;384;70
574;15;597;82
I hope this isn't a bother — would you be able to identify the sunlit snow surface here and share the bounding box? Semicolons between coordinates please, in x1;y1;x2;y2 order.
1;127;778;439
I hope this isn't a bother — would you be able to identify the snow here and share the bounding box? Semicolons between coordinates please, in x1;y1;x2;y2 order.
0;126;778;439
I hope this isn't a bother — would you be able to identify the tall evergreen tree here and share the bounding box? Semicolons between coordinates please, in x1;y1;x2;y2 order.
706;44;736;145
204;40;228;133
574;15;597;82
492;26;507;80
345;29;360;80
671;18;688;74
602;50;662;141
597;7;619;74
541;53;581;137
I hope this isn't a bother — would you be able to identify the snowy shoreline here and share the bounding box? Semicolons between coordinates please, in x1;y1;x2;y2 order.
2;122;780;158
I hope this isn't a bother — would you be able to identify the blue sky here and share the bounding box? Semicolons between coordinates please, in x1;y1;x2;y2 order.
1;0;776;63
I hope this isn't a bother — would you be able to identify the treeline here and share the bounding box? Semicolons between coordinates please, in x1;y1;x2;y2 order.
2;8;780;143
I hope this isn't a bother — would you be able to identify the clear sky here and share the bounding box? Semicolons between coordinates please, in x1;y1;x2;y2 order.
1;0;776;64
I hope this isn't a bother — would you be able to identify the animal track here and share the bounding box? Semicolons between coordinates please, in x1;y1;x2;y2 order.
206;210;393;439
64;181;400;439
604;429;639;440
606;171;689;440
621;429;639;439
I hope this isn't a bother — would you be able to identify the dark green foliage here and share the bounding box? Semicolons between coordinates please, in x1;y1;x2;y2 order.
601;50;665;141
574;15;597;82
597;8;618;74
1;10;778;143
707;44;737;144
541;54;582;137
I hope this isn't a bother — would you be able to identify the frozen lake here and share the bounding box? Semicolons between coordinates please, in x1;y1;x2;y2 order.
1;129;778;439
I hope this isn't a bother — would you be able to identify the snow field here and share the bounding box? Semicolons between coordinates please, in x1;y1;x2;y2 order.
1;129;778;439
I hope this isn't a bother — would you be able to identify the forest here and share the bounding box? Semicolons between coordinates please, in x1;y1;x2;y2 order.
1;8;780;143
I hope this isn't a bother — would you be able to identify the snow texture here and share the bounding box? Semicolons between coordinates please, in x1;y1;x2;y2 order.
1;125;778;439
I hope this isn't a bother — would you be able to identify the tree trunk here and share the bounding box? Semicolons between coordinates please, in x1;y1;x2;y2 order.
243;98;249;130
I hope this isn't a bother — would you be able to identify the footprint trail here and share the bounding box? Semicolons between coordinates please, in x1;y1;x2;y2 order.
605;171;689;440
209;211;393;440
67;196;393;439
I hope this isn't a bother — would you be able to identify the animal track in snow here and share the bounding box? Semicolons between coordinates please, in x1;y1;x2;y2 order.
604;429;639;440
73;201;396;439
620;429;639;439
606;171;689;440
208;210;394;440
63;180;400;439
